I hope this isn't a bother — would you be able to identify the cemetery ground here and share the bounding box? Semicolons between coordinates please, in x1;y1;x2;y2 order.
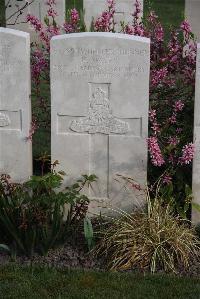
0;265;200;299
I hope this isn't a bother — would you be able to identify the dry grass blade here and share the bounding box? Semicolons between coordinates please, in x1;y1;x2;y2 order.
95;193;200;273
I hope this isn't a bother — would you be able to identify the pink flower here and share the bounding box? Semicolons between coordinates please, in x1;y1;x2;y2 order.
151;122;160;135
63;23;74;33
151;67;168;87
63;9;80;33
107;0;115;9
162;174;172;185
179;143;195;165
148;137;165;167
94;0;115;32
46;0;56;5
26;14;43;32
149;109;160;135
155;24;164;42
95;11;115;32
131;183;142;191
70;8;80;24
26;119;38;141
168;136;180;146
47;8;57;18
169;154;176;165
148;11;158;23
180;20;191;35
124;24;135;35
169;113;177;124
176;128;183;134
31;49;49;85
124;24;144;36
174;100;184;112
149;109;157;122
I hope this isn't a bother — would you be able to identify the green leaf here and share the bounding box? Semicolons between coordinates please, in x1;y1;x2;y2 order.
185;184;192;198
44;16;49;26
192;203;200;213
58;170;66;176
84;217;94;251
0;244;10;253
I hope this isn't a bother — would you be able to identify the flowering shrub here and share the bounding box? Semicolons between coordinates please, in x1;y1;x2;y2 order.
0;171;96;256
26;0;196;215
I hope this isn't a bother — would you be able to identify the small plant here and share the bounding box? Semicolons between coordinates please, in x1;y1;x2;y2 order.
0;171;97;257
84;217;94;251
0;244;10;254
95;190;200;273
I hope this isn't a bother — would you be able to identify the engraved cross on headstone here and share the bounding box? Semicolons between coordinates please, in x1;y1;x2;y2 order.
0;109;22;171
57;83;142;201
0;110;22;131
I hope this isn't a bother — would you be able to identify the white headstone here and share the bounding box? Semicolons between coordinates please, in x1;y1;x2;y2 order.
84;0;143;31
6;0;65;40
185;0;200;42
192;43;200;223
51;32;150;215
0;28;32;182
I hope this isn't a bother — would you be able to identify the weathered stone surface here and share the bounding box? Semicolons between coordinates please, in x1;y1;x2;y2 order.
83;0;143;30
0;112;10;127
6;0;65;40
0;28;32;182
185;0;200;42
193;44;200;223
51;32;150;215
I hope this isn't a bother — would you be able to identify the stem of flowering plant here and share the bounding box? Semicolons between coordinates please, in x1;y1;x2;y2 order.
41;160;45;177
109;6;115;33
6;0;36;24
0;0;5;27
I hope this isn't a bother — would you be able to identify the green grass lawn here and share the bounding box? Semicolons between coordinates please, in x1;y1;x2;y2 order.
148;0;185;35
0;265;200;299
67;0;83;11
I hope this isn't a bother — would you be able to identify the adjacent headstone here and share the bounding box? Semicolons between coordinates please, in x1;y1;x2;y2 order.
193;43;200;223
6;0;65;40
51;32;150;215
185;0;200;42
84;0;143;30
0;28;32;182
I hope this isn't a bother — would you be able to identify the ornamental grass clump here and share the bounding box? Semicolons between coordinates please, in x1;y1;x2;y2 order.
96;193;200;273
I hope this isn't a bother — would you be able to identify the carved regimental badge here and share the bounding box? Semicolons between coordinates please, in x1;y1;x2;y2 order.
70;87;129;134
0;112;10;127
